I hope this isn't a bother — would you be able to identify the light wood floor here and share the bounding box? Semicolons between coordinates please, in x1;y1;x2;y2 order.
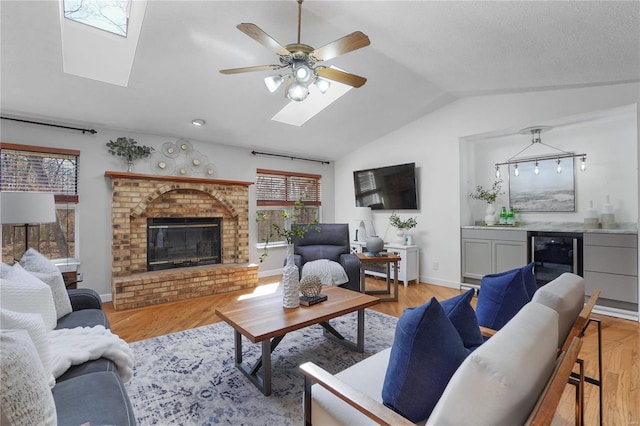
104;276;639;425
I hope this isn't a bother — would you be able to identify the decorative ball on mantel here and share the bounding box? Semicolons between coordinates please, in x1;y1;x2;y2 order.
300;275;323;298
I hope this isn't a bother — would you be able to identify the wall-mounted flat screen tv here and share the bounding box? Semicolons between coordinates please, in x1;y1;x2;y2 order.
353;162;418;210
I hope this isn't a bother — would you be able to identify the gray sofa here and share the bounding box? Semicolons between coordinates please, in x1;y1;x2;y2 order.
301;273;588;425
52;288;136;426
292;223;361;292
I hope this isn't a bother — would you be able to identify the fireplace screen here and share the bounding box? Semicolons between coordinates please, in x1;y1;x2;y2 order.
147;218;221;271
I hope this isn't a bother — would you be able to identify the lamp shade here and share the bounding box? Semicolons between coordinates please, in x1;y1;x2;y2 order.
354;206;373;222
0;192;57;225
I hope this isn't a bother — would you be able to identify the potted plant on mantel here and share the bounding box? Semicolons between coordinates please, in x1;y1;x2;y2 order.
256;199;320;308
389;213;418;245
469;179;504;225
106;137;153;172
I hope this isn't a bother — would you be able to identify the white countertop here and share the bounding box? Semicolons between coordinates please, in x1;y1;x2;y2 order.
461;221;637;235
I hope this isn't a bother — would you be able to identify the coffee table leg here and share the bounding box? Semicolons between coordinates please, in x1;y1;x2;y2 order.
320;308;365;353
234;332;286;396
234;330;243;366
357;308;365;351
261;339;272;395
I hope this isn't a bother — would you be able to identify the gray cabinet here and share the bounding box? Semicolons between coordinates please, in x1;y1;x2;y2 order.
583;233;638;311
461;228;528;285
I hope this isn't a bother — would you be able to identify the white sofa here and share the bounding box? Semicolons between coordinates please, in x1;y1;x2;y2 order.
302;272;587;425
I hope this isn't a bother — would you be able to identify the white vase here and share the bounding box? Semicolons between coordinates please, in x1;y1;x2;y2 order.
485;203;496;225
282;244;300;308
396;230;405;243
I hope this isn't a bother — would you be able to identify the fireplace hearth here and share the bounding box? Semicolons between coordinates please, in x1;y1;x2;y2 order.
147;217;221;271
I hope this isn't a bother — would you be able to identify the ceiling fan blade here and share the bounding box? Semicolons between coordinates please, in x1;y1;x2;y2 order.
316;67;367;88
220;64;285;75
237;23;290;56
310;31;370;62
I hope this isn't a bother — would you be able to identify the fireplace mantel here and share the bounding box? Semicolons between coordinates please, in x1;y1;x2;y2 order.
104;171;253;187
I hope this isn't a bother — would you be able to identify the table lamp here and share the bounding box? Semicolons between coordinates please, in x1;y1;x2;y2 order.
0;192;57;260
354;206;375;241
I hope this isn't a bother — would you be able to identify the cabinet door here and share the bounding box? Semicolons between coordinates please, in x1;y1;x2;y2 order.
462;239;492;279
387;249;406;281
584;271;638;303
493;240;528;274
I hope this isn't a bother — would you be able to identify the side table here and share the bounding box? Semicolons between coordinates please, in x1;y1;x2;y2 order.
355;252;400;302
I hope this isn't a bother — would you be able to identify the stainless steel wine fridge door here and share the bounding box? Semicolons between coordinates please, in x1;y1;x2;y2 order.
530;233;583;287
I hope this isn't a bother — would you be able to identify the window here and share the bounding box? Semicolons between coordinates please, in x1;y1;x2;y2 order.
256;169;321;245
1;143;79;263
63;0;130;37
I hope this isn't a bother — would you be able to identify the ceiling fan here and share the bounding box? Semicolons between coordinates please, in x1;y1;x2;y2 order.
220;0;370;102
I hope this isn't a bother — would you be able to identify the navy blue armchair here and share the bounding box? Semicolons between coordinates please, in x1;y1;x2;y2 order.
291;223;361;292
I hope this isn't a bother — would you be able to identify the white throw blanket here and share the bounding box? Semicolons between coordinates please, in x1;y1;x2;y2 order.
301;259;349;285
49;325;134;382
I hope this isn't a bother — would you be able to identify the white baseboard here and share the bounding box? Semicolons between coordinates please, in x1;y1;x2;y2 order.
420;276;461;289
100;293;112;303
592;305;639;321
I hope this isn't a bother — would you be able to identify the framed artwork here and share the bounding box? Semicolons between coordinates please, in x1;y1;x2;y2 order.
508;157;575;212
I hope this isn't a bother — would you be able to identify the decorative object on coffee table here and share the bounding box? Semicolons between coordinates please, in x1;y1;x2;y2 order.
300;275;326;306
106;137;153;172
256;199;320;308
283;243;301;308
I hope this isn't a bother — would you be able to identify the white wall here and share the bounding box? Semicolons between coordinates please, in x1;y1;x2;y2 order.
333;83;640;289
0;120;335;299
463;105;637;225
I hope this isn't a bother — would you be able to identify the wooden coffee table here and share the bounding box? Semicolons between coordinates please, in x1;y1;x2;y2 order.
215;286;379;396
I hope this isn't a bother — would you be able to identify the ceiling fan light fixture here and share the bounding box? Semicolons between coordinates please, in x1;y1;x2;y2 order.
287;81;309;102
293;62;313;84
264;75;284;93
314;77;331;94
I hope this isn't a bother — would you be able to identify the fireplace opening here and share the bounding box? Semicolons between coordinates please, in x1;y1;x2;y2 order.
147;217;221;271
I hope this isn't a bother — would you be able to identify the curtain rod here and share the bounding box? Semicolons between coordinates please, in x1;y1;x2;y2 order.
1;116;97;135
251;150;330;165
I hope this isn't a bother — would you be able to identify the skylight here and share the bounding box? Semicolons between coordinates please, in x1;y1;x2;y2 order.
63;0;130;37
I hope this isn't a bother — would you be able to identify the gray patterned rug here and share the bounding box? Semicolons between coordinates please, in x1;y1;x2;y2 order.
125;309;398;425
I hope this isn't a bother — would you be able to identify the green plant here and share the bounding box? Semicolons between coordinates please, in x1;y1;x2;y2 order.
469;180;504;204
389;212;417;230
106;137;153;161
256;199;320;263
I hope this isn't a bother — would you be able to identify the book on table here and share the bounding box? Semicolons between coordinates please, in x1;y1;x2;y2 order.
300;294;328;306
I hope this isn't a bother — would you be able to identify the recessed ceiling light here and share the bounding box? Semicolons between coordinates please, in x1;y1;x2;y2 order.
192;119;206;126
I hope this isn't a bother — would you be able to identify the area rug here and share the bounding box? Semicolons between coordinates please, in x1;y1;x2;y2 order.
125;309;398;425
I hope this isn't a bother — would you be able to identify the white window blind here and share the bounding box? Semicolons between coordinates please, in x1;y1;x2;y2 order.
256;169;321;206
0;143;79;203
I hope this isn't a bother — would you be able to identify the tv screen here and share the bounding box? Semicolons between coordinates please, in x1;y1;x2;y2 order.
353;163;418;210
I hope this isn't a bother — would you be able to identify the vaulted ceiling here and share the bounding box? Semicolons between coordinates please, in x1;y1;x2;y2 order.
1;1;638;161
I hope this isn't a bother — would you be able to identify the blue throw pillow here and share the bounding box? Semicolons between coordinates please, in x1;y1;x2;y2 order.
382;298;471;422
440;289;484;350
476;268;529;330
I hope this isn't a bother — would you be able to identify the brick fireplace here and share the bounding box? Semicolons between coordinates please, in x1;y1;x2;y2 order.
105;171;258;310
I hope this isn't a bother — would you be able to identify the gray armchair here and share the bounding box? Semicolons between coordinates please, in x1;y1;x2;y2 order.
291;223;361;292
